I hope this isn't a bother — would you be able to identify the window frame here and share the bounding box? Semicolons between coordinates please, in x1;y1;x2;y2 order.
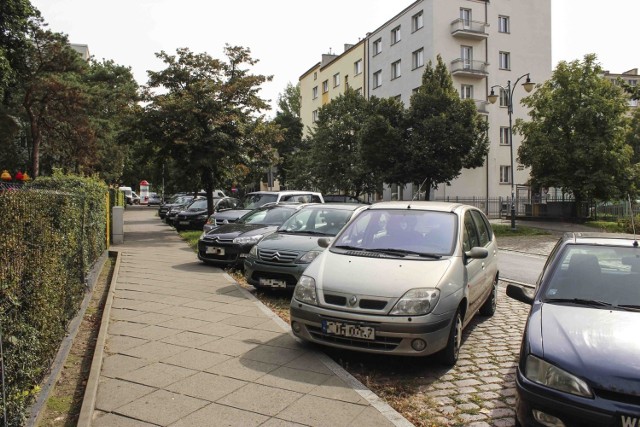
500;165;511;184
412;48;424;70
499;88;509;107
322;80;329;93
312;86;318;99
460;84;473;100
391;60;401;80
312;109;318;122
412;11;424;32
373;38;382;56
333;73;340;88
499;126;511;145
499;51;511;70
373;70;382;89
354;59;362;76
391;26;401;45
498;15;510;33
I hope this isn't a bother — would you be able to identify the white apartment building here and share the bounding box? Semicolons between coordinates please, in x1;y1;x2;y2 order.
299;0;552;202
604;68;639;109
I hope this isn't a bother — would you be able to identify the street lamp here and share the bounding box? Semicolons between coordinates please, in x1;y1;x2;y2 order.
488;73;535;231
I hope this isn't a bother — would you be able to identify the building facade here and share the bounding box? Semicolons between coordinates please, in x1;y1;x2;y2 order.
299;0;552;202
604;68;639;109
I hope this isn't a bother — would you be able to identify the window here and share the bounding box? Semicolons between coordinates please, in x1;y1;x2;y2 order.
412;48;424;69
373;70;382;89
499;88;509;107
470;210;492;247
460;8;472;27
500;165;511;184
312;110;318;122
498;15;510;33
461;84;473;99
391;60;401;80
629;79;638;87
499;51;511;70
313;72;317;80
391;26;401;44
322;80;329;93
412;11;424;32
333;73;340;87
373;38;382;55
354;59;362;76
312;86;318;99
345;74;349;90
463;212;480;251
461;46;473;69
499;127;511;145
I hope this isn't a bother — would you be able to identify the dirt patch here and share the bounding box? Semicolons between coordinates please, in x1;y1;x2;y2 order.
36;256;114;426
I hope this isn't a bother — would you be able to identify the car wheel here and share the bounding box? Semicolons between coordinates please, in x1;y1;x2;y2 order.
439;308;462;366
479;275;498;317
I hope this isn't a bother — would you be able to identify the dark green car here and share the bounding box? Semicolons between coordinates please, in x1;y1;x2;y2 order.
244;204;366;290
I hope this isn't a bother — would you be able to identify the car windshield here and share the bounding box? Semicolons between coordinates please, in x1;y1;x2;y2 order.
239;206;296;225
241;193;278;209
279;207;354;236
542;244;640;309
333;209;456;256
187;199;208;211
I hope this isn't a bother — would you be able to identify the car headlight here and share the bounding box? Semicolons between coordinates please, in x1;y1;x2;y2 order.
249;245;258;257
298;250;322;263
233;234;264;245
197;214;208;220
525;355;593;398
389;288;440;316
293;276;318;305
199;232;207;240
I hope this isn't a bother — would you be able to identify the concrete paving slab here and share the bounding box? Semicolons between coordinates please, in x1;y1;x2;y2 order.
168;402;268;427
117;361;196;388
165;371;247;401
275;394;367;427
115;389;208;426
94;378;154;412
216;383;303;416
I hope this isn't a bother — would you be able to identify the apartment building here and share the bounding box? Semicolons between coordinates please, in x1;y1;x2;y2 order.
604;68;639;109
299;0;552;201
300;40;366;136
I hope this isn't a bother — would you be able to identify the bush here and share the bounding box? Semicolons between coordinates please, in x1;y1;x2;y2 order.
0;171;108;425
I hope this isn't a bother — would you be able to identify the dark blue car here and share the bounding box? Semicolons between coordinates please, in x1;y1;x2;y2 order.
507;232;640;426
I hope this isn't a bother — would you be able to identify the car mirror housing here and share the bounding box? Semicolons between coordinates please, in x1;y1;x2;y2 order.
465;247;488;260
506;284;534;305
317;237;332;248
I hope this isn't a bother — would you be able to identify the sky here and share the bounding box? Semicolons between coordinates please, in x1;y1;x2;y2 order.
30;0;640;116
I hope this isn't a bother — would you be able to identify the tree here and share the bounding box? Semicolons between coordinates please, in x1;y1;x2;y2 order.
403;55;489;199
143;45;278;213
517;54;633;205
272;83;303;189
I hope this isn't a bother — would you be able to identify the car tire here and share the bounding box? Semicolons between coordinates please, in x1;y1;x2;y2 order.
479;276;498;317
439;308;462;366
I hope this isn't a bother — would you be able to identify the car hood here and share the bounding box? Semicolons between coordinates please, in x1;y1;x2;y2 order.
307;250;452;298
257;232;326;252
202;223;276;239
214;209;252;221
180;208;207;216
537;304;640;395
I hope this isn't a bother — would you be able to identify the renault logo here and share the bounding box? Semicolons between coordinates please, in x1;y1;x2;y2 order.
348;295;358;306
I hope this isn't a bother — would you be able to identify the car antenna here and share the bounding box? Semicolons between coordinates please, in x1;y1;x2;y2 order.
628;194;638;247
412;177;429;201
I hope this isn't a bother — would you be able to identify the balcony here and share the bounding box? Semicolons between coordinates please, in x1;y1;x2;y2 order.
474;99;488;115
450;59;488;78
450;19;488;40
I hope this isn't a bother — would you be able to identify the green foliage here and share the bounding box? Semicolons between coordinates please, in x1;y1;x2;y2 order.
0;172;108;424
517;54;633;203
491;224;550;237
584;220;628;233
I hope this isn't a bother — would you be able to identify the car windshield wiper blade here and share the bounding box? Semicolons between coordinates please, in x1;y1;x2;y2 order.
334;245;364;251
366;248;442;259
545;298;614;308
616;304;640;312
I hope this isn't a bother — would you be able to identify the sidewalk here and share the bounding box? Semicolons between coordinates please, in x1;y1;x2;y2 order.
79;207;411;427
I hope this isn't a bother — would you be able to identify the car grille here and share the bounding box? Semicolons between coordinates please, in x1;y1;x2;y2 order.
214;218;237;226
593;388;640;406
202;236;234;244
323;293;389;311
307;322;402;351
258;249;298;263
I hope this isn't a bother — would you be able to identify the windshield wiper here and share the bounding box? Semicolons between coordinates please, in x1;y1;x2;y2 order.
334;245;364;251
616;304;640;312
545;298;615;308
366;248;442;259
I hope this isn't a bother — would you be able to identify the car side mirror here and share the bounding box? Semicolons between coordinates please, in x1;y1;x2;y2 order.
318;237;332;248
465;247;488;260
506;284;534;305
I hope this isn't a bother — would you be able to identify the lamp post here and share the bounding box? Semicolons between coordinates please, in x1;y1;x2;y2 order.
488;73;535;231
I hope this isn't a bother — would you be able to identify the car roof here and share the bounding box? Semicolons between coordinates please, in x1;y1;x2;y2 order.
560;232;640;246
366;201;467;212
299;203;364;211
247;190;322;195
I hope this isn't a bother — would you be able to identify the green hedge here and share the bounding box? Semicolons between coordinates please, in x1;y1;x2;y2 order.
0;172;108;426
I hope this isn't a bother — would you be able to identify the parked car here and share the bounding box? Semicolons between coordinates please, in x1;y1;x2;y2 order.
289;201;499;365
173;196;239;231
208;190;324;228
323;194;368;204
198;203;309;269
130;191;141;205
506;232;640;426
147;192;162;206
244;204;366;290
158;194;197;219
165;196;201;225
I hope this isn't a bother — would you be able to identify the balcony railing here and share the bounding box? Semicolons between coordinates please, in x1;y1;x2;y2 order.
450;19;488;39
474;99;488;114
450;59;488;78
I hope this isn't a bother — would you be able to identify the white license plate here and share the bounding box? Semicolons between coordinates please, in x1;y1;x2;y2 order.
259;278;286;288
206;247;225;255
621;415;639;427
179;221;189;225
322;320;375;340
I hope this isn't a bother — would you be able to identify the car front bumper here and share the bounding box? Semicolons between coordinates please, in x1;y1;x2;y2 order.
514;366;640;426
244;257;306;290
289;302;452;356
197;241;251;269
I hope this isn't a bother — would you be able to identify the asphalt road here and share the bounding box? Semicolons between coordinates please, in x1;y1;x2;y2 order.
498;250;547;286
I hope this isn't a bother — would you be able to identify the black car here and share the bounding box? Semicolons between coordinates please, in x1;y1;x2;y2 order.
158;194;196;219
507;232;640;426
198;204;307;269
173;197;239;231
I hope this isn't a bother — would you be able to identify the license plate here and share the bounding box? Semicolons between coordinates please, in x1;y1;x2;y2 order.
206;247;225;255
259;278;286;288
179;221;189;225
322;320;375;340
621;415;639;427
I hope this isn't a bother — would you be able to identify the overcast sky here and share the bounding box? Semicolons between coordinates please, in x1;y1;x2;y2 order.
30;0;639;116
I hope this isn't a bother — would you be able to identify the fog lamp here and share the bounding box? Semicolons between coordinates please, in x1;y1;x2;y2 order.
411;339;427;352
533;410;565;427
291;321;302;333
